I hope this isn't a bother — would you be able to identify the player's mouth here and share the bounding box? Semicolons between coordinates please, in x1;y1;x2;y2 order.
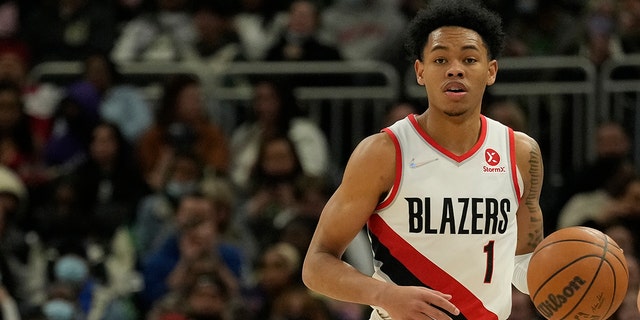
443;82;467;97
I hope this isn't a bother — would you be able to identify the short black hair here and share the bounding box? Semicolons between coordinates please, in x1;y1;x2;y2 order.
403;0;505;61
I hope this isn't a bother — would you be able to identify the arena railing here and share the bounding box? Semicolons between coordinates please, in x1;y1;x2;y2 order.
29;60;401;170
599;54;640;169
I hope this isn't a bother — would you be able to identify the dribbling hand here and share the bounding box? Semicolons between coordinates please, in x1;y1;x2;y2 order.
379;285;460;320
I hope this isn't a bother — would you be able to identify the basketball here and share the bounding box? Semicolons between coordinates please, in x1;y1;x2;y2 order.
527;226;629;320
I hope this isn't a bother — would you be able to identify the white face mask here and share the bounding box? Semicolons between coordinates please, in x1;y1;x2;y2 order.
43;299;76;320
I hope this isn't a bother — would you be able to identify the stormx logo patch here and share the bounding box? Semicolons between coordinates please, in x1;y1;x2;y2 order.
483;148;506;173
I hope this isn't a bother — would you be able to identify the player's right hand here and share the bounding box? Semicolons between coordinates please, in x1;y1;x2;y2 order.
379;285;460;320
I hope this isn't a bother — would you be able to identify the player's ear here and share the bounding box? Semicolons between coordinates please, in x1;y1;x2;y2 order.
487;60;498;86
414;60;425;86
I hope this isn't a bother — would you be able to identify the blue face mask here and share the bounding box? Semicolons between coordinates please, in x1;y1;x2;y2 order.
54;255;89;284
43;299;76;320
165;180;197;199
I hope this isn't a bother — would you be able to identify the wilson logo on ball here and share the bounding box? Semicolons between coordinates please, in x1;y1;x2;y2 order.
536;276;587;318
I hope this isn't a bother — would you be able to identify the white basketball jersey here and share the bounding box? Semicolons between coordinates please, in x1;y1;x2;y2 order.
369;114;523;320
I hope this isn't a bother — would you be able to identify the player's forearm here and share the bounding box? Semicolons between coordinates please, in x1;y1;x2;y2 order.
302;251;389;307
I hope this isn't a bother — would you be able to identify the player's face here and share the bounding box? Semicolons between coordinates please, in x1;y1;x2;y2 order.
414;26;497;117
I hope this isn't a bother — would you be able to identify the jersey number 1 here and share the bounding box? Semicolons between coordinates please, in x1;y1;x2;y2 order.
483;240;494;283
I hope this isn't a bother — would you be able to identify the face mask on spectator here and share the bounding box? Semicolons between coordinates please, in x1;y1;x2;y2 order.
54;255;89;284
165;180;197;199
43;298;76;320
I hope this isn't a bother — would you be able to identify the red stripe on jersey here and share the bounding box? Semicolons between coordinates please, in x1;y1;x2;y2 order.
377;128;403;211
368;214;498;320
507;128;522;200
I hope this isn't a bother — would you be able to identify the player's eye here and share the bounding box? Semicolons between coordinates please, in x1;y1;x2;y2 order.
434;58;446;64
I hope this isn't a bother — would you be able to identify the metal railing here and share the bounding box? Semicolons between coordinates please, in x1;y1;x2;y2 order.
29;57;640;194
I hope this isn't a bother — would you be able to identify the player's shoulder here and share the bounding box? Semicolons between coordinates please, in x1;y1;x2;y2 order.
512;131;542;167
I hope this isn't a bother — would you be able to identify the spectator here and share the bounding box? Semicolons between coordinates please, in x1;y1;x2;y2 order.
136;74;230;191
139;192;245;313
0;40;64;163
61;122;145;304
111;0;196;63
146;255;241;320
557;156;636;228
234;0;288;61
269;285;334;320
0;80;38;178
72;52;153;144
239;135;306;253
579;0;624;68
42;248;138;320
0;165;48;312
183;0;244;66
67;121;147;241
318;0;407;66
22;0;117;64
265;0;341;62
243;242;302;320
133;150;204;262
617;0;640;54
230;78;329;192
382;100;420;128
483;97;529;133
199;175;258;272
30;177;89;255
264;0;345;87
555;121;633;219
503;0;582;57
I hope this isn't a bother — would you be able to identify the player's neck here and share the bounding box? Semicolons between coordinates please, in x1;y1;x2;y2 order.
418;110;482;156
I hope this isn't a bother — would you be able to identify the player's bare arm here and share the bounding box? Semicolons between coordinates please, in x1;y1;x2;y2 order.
514;131;544;255
302;132;460;320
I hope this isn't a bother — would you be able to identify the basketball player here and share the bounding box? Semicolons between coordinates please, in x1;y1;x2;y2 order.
301;1;545;319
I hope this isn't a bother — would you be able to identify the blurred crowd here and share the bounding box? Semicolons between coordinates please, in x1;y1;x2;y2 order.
0;0;639;319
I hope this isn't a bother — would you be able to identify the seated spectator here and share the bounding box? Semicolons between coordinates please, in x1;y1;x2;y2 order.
483;97;529;133
617;0;640;54
146;255;241;320
111;0;196;63
0;80;38;178
578;0;624;68
234;0;288;61
264;0;345;87
230;78;329;192
72;52;153;144
503;0;582;57
199;175;258;271
0;40;64;162
239;135;306;253
0;165;29;308
242;242;302;320
139;192;245;313
134;151;204;262
557;156;636;228
318;0;407;66
265;0;341;62
22;0;116;63
67;122;147;241
269;285;334;320
136;74;230;191
184;0;244;66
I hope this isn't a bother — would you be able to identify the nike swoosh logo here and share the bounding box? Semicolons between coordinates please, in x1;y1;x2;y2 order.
409;158;438;168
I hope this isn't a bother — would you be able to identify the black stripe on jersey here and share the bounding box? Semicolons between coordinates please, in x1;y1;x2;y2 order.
369;230;468;320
